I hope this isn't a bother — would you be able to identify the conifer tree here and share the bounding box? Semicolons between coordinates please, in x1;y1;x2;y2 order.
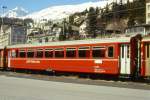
87;7;97;38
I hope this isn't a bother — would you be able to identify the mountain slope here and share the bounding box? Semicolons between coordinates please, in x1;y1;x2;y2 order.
24;1;108;21
3;7;28;18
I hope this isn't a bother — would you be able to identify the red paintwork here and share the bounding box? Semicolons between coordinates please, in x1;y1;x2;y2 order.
9;58;119;74
8;43;121;75
141;36;150;77
0;50;4;67
141;42;147;77
130;34;142;77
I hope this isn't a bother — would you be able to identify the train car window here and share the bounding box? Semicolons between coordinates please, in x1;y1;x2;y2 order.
147;44;149;58
92;46;105;58
66;48;76;58
45;48;53;58
108;46;114;58
55;48;64;58
36;49;43;58
78;47;90;58
11;50;18;58
19;50;26;58
27;49;35;58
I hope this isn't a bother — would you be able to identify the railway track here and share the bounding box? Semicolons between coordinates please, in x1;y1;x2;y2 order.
0;70;150;90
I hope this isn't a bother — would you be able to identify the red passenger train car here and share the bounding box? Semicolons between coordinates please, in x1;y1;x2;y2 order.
0;46;5;69
1;35;150;79
5;36;139;77
141;36;150;77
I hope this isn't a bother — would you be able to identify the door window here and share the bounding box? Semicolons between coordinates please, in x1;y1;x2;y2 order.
122;45;124;58
127;45;130;58
108;46;114;58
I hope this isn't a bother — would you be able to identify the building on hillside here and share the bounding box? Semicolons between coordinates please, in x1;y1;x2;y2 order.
27;33;56;43
125;24;150;36
0;17;27;46
105;22;122;36
0;25;27;46
27;26;62;43
68;25;79;40
52;27;62;40
79;20;88;38
146;0;150;24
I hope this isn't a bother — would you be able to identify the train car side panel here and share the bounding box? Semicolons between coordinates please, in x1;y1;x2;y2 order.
9;58;119;74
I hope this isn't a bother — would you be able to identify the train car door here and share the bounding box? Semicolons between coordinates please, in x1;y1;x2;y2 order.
120;44;130;75
7;50;11;68
145;43;150;76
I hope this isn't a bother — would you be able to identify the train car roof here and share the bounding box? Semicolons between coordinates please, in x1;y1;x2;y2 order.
0;45;5;49
142;36;150;42
7;37;131;49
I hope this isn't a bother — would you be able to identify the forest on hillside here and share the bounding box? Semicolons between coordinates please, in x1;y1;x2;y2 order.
69;0;146;38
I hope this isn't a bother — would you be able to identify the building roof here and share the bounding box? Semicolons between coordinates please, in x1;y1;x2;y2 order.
127;24;150;29
142;35;150;42
0;46;5;49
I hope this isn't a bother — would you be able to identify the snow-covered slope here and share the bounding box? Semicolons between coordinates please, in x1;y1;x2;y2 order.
3;7;28;18
24;1;108;21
